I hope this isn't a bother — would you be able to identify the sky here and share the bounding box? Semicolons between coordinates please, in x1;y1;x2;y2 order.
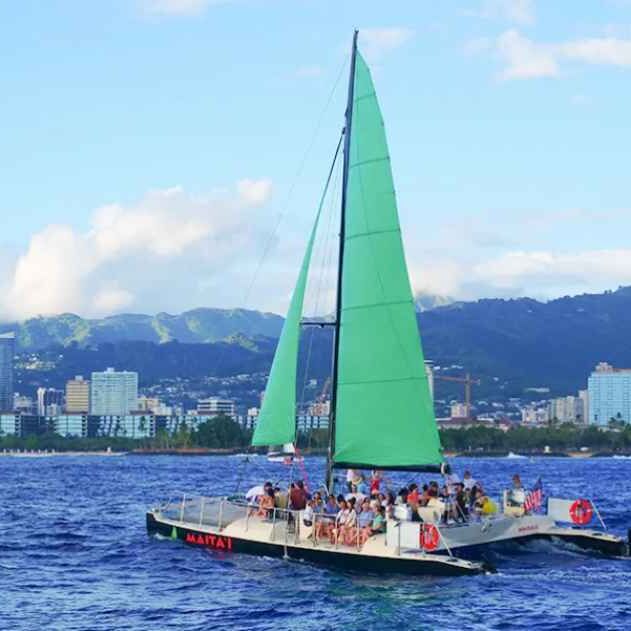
3;0;631;321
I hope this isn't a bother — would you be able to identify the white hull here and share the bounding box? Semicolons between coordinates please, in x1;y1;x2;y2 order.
391;513;627;557
146;495;485;575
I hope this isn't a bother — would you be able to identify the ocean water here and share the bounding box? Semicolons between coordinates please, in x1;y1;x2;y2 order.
1;455;630;630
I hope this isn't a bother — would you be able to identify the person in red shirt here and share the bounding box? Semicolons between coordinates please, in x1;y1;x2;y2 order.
407;483;420;505
289;480;307;511
369;470;382;496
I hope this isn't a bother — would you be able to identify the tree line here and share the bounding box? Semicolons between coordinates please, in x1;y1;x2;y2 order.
1;418;630;453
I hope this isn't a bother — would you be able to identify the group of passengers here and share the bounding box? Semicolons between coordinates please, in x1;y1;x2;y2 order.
305;493;387;546
247;474;389;546
247;464;512;544
391;467;497;524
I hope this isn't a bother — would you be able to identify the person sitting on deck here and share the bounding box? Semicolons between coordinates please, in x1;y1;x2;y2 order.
370;505;387;535
257;487;275;519
312;491;324;513
315;494;339;539
507;474;526;507
345;484;366;505
395;487;409;506
354;498;375;545
246;481;272;515
329;498;352;544
407;483;420;505
302;499;315;527
407;483;422;522
273;486;288;510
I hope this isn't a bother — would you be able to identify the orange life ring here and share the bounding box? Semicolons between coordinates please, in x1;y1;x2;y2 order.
420;523;440;551
569;499;593;525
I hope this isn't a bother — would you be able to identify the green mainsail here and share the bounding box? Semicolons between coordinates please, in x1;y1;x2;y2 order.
332;51;443;469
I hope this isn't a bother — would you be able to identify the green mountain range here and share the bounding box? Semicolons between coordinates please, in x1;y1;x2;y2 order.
5;287;631;397
0;308;284;350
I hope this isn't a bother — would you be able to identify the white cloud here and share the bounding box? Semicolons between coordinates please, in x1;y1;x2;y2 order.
359;28;415;61
141;0;225;16
464;0;536;25
237;178;273;207
496;30;559;79
560;37;631;66
410;248;631;302
92;285;135;313
494;30;631;80
1;180;274;320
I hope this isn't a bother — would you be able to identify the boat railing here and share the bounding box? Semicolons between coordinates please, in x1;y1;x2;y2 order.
156;493;249;530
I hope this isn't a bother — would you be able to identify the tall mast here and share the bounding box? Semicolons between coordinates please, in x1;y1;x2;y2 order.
326;30;358;491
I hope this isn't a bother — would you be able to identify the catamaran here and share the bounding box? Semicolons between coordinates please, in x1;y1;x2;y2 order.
146;32;629;574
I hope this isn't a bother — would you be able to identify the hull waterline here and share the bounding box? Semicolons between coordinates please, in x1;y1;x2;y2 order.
145;511;487;577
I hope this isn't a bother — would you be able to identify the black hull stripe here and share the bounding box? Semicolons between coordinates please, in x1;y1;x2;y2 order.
145;513;482;576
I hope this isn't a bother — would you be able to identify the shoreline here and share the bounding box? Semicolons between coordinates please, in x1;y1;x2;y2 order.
2;448;631;458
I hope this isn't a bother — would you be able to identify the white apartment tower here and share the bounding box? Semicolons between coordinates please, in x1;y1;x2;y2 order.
90;368;138;416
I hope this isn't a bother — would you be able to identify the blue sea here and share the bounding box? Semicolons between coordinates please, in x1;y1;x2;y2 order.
1;454;630;630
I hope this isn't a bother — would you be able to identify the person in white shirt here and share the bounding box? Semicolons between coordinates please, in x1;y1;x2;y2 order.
346;469;356;493
302;499;315;526
463;470;476;491
443;464;461;495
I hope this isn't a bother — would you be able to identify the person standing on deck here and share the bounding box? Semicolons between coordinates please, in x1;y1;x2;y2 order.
289;480;307;511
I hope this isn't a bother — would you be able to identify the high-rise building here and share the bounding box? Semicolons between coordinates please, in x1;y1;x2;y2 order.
548;395;582;424
577;389;589;425
37;387;64;416
587;362;631;426
0;333;15;412
196;397;235;418
90;368;138;416
66;376;90;413
425;361;434;400
450;402;468;419
521;406;550;426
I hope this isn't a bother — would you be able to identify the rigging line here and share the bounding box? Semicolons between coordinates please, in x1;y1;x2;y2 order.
301;157;342;451
241;56;348;310
208;55;348;381
298;144;342;417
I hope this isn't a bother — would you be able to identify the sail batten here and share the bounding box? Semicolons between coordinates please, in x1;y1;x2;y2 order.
331;50;443;469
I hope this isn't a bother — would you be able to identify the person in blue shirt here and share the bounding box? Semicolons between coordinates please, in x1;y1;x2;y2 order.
356;498;376;545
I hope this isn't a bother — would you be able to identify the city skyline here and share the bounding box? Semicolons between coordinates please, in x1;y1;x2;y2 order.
3;1;631;322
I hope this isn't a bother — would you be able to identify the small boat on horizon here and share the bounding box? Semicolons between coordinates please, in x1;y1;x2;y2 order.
147;32;629;575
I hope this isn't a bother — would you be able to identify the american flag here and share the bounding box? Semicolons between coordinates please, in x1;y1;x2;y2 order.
524;478;543;513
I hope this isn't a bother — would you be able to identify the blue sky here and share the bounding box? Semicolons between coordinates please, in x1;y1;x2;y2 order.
3;0;631;320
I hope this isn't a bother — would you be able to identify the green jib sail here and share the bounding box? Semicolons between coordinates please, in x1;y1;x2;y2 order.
332;51;443;469
251;196;326;447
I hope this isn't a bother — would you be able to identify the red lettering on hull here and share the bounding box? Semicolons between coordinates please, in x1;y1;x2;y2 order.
184;531;233;552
